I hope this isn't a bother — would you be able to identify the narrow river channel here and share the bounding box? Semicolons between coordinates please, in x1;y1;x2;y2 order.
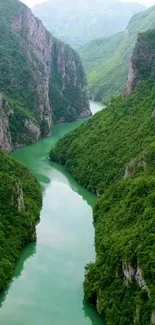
0;102;104;325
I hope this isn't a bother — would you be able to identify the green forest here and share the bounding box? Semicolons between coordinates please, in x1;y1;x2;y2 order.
50;32;155;324
0;150;42;291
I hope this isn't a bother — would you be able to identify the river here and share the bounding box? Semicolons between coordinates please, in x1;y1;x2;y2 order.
0;101;104;325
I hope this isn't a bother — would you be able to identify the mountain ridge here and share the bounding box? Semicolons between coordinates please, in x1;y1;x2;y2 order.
32;0;145;48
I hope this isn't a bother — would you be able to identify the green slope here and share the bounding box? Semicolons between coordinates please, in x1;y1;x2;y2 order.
80;5;155;103
50;30;155;325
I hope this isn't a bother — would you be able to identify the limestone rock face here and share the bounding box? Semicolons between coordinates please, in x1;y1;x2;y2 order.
126;31;155;95
0;94;13;152
0;0;90;152
12;181;25;212
11;5;53;126
151;312;155;324
0;93;40;152
123;263;148;292
122;263;135;282
124;157;147;179
10;2;90;128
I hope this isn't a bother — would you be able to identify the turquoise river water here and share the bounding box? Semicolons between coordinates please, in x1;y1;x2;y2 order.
0;101;104;325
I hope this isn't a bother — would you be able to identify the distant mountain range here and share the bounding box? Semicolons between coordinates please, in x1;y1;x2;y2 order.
32;0;145;47
79;5;155;103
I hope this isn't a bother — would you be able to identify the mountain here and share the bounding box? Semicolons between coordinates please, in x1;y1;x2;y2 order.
49;30;155;324
0;0;90;153
80;5;155;103
32;0;145;48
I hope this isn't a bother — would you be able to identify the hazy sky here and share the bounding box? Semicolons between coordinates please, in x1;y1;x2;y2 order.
21;0;155;8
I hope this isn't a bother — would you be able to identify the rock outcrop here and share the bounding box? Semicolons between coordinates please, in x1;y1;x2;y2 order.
123;263;148;291
0;0;90;152
12;181;25;212
126;30;155;95
0;94;13;152
124;157;147;179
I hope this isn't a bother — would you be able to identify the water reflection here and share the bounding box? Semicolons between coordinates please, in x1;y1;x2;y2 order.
48;160;97;208
0;242;36;308
83;299;104;325
0;104;103;324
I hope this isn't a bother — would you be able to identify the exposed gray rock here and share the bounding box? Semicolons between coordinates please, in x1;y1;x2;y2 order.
123;263;148;293
10;3;90;129
12;182;25;212
0;93;41;153
124;158;146;179
0;1;90;154
126;32;155;95
125;55;137;95
152;109;155;118
0;94;13;152
24;119;41;144
11;6;53;126
151;312;155;324
135;267;147;290
123;263;135;282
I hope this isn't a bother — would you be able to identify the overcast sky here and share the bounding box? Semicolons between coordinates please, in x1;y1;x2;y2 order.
21;0;155;8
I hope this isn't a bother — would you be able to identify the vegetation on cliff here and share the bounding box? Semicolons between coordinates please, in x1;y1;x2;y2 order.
0;150;42;291
50;31;155;324
80;5;155;103
0;0;90;151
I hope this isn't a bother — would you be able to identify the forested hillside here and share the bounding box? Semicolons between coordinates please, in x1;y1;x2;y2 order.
0;150;42;291
50;30;155;324
80;5;155;103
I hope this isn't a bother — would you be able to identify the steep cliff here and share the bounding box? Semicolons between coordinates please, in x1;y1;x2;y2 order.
0;93;40;152
0;0;90;152
50;31;155;324
126;30;155;95
80;5;155;103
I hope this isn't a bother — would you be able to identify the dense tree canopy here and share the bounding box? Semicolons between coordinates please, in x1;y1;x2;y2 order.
0;150;42;291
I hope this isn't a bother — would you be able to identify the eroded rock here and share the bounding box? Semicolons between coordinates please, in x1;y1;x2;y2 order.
12;182;25;212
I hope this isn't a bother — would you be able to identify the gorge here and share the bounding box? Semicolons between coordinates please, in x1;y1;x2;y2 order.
1;0;155;324
0;0;94;318
0;0;90;152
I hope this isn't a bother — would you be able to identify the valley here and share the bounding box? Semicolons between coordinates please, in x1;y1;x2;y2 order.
0;0;155;324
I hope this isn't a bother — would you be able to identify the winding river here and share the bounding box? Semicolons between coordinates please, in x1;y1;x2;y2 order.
0;102;104;325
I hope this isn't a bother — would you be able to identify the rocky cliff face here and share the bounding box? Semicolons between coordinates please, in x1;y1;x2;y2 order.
0;94;13;152
0;93;40;152
126;30;155;95
0;0;90;152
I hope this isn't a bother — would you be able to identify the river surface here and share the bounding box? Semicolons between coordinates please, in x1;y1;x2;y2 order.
0;102;104;325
